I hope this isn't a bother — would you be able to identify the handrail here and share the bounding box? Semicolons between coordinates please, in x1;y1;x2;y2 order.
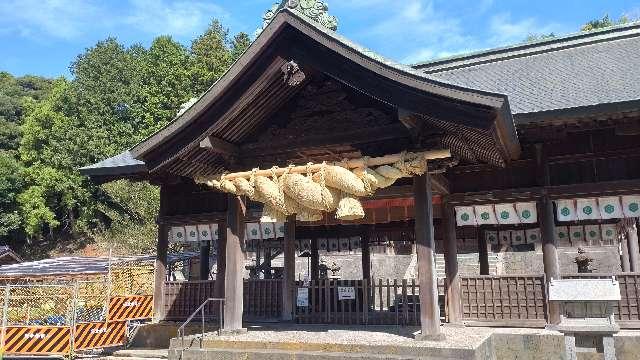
177;297;224;354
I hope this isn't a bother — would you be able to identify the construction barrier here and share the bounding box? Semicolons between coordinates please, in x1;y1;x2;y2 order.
108;295;153;321
3;326;71;355
74;321;127;350
0;257;156;356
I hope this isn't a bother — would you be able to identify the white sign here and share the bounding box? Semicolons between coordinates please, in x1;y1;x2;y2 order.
297;287;309;307
337;286;356;300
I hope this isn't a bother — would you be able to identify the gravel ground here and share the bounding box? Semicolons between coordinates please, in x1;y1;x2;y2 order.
209;324;496;349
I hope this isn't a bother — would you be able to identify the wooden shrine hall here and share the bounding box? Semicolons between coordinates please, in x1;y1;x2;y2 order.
82;2;640;338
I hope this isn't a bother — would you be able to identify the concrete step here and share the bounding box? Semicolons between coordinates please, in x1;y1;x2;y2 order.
173;347;471;360
107;349;168;359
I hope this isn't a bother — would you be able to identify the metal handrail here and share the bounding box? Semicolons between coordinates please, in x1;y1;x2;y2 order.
177;297;224;353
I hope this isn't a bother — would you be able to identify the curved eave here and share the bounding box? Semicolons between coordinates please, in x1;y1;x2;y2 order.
129;9;518;162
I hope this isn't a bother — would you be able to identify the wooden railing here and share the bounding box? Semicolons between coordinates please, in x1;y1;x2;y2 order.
162;279;282;321
459;275;547;326
295;278;446;325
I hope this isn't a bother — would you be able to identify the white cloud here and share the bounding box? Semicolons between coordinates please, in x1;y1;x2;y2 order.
124;0;230;38
0;0;104;40
488;12;564;46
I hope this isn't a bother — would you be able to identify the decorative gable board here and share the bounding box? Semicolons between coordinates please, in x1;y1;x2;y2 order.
515;202;538;223
622;195;640;218
555;200;576;222
576;198;601;220
474;205;497;225
455;206;476;226
569;226;585;245
485;230;499;245
584;224;602;245
525;228;541;244
598;197;623;220
495;203;519;225
510;230;526;245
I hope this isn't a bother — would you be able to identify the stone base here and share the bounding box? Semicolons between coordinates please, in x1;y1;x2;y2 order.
218;328;248;336
414;332;446;341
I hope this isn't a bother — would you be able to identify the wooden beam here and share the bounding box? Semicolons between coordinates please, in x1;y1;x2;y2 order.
282;215;296;321
152;185;170;322
431;174;450;194
443;204;462;324
200;136;240;157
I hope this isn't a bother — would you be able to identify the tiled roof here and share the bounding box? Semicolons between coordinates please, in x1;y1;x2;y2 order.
414;23;640;118
79;150;146;176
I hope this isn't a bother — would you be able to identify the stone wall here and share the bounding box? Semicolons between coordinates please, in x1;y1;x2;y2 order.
500;245;621;275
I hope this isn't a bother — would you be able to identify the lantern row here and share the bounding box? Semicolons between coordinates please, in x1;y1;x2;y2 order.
483;223;618;246
169;222;286;243
555;196;640;222
455;202;537;226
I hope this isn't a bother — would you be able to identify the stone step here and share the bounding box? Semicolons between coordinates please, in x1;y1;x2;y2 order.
108;349;168;359
172;347;470;360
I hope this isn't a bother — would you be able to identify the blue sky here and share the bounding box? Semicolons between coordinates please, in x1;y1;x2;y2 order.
1;0;638;78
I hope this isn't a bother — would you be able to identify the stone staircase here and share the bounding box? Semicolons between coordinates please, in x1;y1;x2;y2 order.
98;349;168;360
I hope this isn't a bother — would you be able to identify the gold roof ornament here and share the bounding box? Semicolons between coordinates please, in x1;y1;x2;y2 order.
255;0;339;38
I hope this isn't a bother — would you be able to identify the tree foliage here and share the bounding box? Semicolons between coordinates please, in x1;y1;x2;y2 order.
1;21;250;258
581;14;632;32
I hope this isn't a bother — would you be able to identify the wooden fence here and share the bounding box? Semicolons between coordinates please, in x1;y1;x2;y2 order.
459;275;547;327
561;273;640;327
295;279;446;325
162;279;282;321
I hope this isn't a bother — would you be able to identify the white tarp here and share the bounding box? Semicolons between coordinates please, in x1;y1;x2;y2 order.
598;197;623;219
576;198;601;220
584;224;602;244
555;199;576;222
455;206;476;226
525;228;541;243
622;195;640;218
515;202;538;223
495;203;519;225
474;205;497;225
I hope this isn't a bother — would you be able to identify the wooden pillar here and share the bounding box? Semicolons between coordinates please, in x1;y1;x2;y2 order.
477;227;490;275
152;223;169;322
199;242;211;280
152;186;169;322
311;237;319;280
361;226;371;280
620;231;631;272
223;195;246;332
539;195;561;325
443;203;462;324
282;215;296;321
213;223;226;298
413;174;443;340
627;221;639;272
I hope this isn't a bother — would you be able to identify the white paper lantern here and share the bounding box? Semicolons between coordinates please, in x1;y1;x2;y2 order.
622;195;640;218
474;205;497;225
455;206;476;226
569;226;585;245
246;223;261;240
601;224;618;244
598;197;623;219
318;238;328;252
555;226;570;246
275;222;286;238
499;231;511;245
584;225;602;245
576;198;601;220
261;223;276;239
197;224;213;241
525;228;541;244
555;200;576;222
495;203;519;225
485;230;499;245
516;202;538;223
211;224;219;240
511;230;526;245
185;225;198;242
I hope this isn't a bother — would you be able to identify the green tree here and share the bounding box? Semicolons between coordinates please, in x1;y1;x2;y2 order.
524;33;556;43
190;20;234;94
0;151;24;238
581;14;631;32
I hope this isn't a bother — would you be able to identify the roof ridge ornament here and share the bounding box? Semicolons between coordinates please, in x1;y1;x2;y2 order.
255;0;338;38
